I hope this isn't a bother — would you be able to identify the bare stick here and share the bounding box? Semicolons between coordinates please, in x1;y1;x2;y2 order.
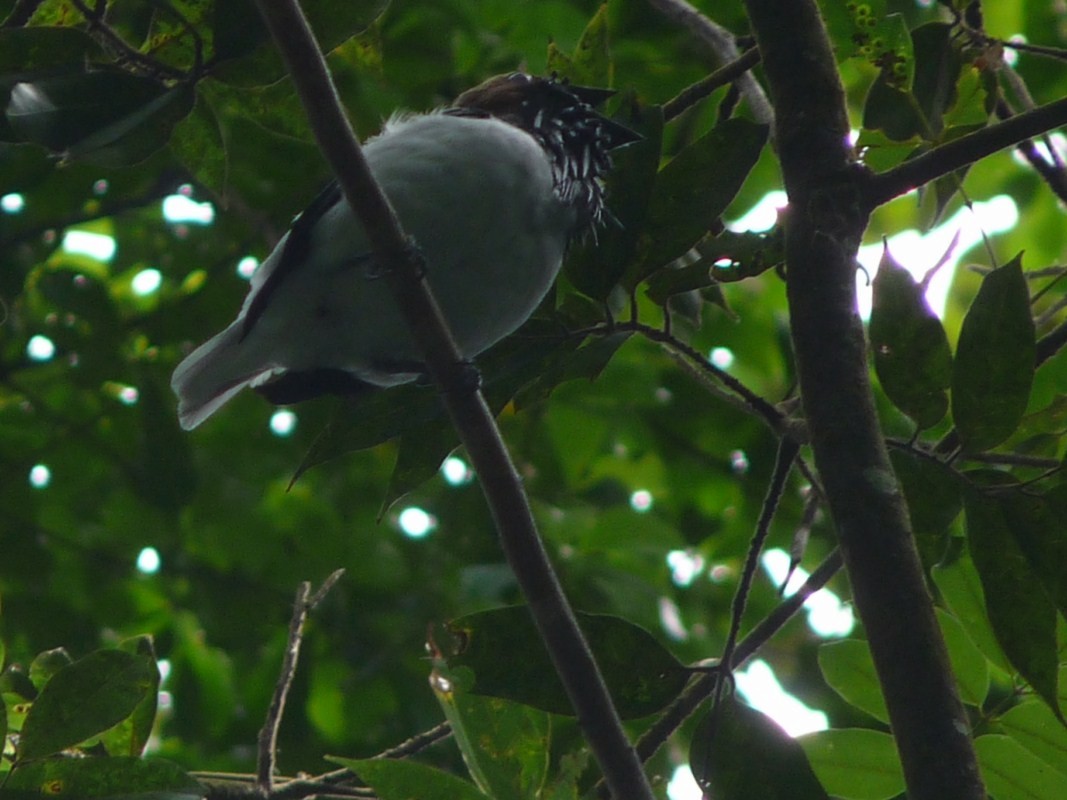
252;4;653;797
256;570;345;792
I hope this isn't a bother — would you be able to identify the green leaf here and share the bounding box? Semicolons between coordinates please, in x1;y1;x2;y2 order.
101;637;160;758
28;648;73;692
909;23;961;138
1008;485;1067;620
0;27;98;75
937;608;989;707
975;734;1067;800
888;449;960;569
818;639;889;724
863;71;923;142
932;552;1010;673
630;118;769;284
963;475;1061;720
999;700;1067;777
952;255;1036;453
430;662;551;799
568;3;612;87
690;696;829;799
445;606;689;718
328;757;492;800
3;756;202;799
870;247;952;428
18;649;158;760
799;728;905;800
6;69;194;166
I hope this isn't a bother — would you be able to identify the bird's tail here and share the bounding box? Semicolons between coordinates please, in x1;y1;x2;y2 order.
171;323;269;430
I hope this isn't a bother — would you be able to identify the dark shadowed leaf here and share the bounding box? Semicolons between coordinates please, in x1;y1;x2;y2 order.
629;118;769;285
0;27;98;76
328;757;492;800
888;448;961;569
445;606;689;718
952;255;1035;453
3;757;203;799
18;649;159;759
909;23;960;138
690;696;830;799
963;473;1061;720
799;728;905;800
870;248;952;428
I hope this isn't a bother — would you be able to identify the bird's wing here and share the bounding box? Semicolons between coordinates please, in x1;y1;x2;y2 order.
241;181;345;340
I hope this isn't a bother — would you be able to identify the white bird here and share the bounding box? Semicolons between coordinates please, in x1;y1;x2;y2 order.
171;73;637;430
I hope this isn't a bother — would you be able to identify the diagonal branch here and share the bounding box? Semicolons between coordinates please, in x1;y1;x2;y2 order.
252;3;653;798
865;94;1067;208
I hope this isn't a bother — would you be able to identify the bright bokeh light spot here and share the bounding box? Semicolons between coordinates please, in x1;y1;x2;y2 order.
136;546;162;574
441;456;474;486
163;194;215;225
131;268;163;296
269;410;297;436
658;596;688;640
63;229;116;261
2;193;25;213
667;764;702;800
727;190;788;233
736;659;829;736
856;195;1019;319
630;489;653;512
1005;34;1026;67
710;346;735;369
29;463;51;488
398;506;436;539
119;386;139;405
667;549;705;588
236;256;259;279
27;334;56;362
730;449;750;475
762;548;855;637
93;179;109;195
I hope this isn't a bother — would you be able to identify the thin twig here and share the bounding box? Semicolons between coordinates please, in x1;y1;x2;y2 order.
257;570;346;793
315;722;453;786
662;47;762;122
630;548;843;768
647;0;774;125
252;4;653;798
697;436;799;786
1;0;46;27
69;0;188;80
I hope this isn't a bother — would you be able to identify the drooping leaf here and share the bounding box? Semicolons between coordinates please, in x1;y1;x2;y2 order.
909;23;960;138
445;606;689;718
799;728;905;800
870;247;952;428
328;757;492;800
3;756;203;799
936;608;989;708
7;70;194;166
932;552;1011;674
887;449;961;569
18;649;159;760
690;696;830;799
430;661;551;799
952;255;1035;453
963;474;1061;720
818;639;889;724
629;118;769;285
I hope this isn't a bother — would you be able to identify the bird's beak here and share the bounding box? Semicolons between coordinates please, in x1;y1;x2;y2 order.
567;84;643;150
